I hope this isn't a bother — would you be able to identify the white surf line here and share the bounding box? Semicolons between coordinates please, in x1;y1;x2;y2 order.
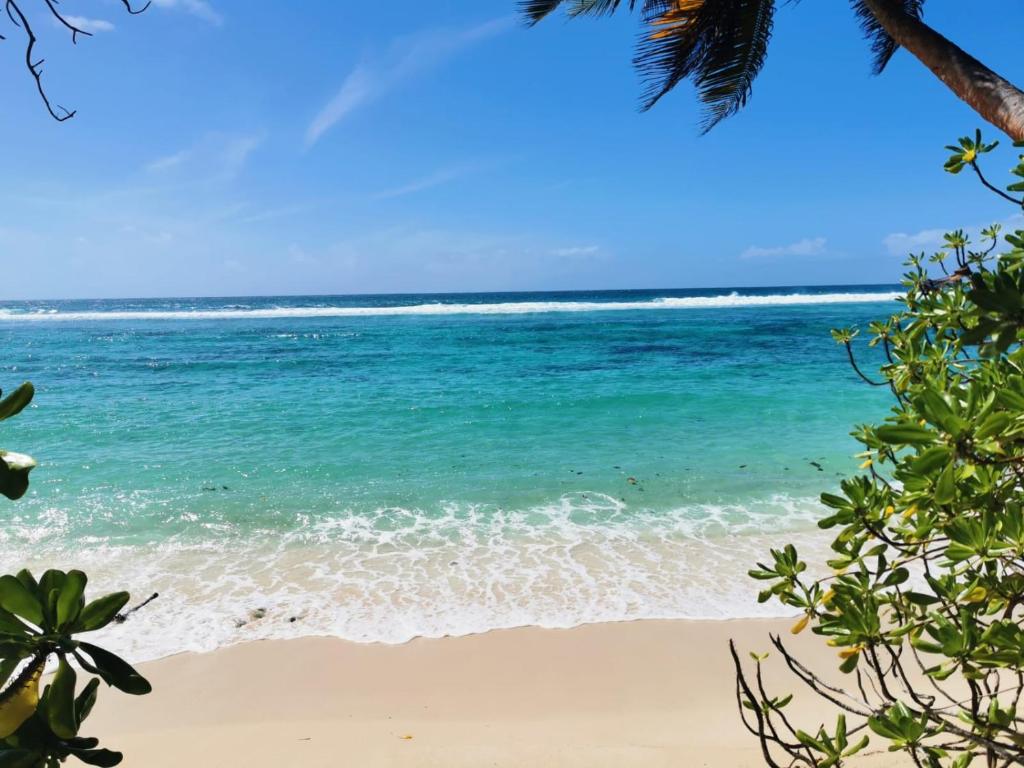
0;292;901;321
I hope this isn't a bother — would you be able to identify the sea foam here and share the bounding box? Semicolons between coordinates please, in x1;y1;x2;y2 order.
0;291;900;322
9;493;831;662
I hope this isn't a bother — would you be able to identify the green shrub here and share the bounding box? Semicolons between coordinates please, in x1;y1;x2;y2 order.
0;384;151;767
734;133;1024;768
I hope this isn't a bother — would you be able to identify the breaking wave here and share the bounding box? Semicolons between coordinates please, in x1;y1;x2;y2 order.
0;292;900;322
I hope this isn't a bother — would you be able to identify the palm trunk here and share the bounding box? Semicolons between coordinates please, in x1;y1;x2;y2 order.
863;0;1024;141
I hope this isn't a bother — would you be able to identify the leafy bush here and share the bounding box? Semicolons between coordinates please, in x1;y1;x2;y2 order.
0;384;151;767
733;133;1024;768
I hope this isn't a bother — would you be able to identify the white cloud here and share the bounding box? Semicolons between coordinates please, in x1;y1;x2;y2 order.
741;237;827;260
305;17;513;147
882;228;947;256
145;150;190;173
306;67;374;148
62;16;115;33
883;215;1024;257
149;0;223;25
550;245;601;258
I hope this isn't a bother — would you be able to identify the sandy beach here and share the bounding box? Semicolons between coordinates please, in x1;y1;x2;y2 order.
89;618;904;767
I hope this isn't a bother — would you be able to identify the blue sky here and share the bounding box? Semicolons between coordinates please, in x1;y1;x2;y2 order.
0;0;1021;299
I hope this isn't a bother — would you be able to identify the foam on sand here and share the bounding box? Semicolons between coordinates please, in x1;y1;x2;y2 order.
10;493;832;662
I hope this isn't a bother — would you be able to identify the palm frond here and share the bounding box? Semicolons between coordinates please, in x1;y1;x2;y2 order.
520;0;640;25
520;0;570;25
566;0;634;17
850;0;926;73
635;0;776;132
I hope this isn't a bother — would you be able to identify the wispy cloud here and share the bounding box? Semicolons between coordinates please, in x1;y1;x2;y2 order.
882;228;946;256
235;203;315;225
62;15;114;33
145;150;190;173
220;134;263;177
143;133;264;180
372;165;480;200
883;214;1024;257
305;17;513;148
149;0;223;25
741;237;827;260
550;245;601;258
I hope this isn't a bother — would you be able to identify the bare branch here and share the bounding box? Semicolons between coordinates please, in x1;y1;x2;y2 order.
5;0;75;120
3;0;151;120
42;0;93;44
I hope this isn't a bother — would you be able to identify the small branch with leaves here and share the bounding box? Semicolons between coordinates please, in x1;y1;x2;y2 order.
732;131;1024;768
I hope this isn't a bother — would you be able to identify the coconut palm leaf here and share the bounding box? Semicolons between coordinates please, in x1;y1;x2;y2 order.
850;0;927;73
520;0;639;24
635;0;776;131
520;0;570;24
567;0;635;17
522;0;1024;140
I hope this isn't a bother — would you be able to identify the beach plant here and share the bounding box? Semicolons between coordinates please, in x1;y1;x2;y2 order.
731;134;1024;767
522;1;1024;140
0;384;152;767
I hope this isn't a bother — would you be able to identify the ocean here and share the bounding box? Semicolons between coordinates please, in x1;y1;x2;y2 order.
0;286;900;660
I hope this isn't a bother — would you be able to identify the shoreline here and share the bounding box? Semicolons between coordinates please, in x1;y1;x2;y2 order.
90;617;902;767
38;524;836;664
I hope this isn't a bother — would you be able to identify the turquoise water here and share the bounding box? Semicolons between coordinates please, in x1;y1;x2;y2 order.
0;287;897;658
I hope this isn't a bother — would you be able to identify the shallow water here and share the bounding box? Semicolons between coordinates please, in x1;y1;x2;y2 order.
0;287;898;659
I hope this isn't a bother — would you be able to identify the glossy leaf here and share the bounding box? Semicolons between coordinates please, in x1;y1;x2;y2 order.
0;576;43;627
46;658;77;740
74;593;129;633
77;643;151;695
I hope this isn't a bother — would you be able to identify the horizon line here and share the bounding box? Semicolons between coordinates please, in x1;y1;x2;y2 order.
0;281;903;305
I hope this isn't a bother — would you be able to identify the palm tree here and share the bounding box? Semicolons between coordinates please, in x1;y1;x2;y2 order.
521;1;1024;140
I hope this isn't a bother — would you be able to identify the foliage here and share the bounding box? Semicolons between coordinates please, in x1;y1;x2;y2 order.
0;384;36;502
732;135;1024;767
0;386;151;766
521;1;926;131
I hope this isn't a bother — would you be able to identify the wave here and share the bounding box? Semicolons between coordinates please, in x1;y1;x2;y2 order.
0;292;900;322
9;493;831;662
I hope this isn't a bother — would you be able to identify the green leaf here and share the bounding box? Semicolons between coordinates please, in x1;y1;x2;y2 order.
0;750;41;768
911;446;952;475
77;643;151;695
0;575;43;627
839;651;860;674
14;570;37;593
0;608;31;636
905;592;939;607
47;657;78;740
38;569;65;630
75;678;100;728
876;424;936;445
67;749;123;767
0;452;36;501
0;657;22;692
56;570;87;630
0;383;34;422
975;412;1011;441
884;568;910;587
934;463;956;505
74;593;130;633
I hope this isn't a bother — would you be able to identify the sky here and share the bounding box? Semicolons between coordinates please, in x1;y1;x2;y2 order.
0;0;1021;299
